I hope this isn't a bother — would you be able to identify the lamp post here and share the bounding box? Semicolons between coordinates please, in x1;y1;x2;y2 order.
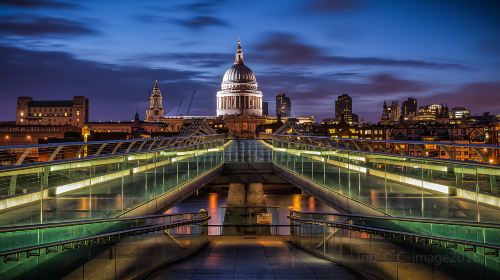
82;125;90;157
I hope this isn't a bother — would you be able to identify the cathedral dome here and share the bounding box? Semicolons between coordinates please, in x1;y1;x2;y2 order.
222;64;256;84
220;39;258;91
216;39;263;117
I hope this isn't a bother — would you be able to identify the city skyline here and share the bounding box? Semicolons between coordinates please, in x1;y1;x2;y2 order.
1;0;499;122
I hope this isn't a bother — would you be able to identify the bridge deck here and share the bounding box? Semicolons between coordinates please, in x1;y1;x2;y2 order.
148;236;360;280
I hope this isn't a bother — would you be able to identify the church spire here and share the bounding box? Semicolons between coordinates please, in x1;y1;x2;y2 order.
152;80;161;96
134;107;140;121
234;38;244;65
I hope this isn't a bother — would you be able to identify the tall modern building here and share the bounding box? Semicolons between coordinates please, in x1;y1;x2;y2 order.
216;39;263;116
262;101;269;117
401;98;417;120
276;93;291;117
335;94;354;124
16;96;89;127
145;80;165;122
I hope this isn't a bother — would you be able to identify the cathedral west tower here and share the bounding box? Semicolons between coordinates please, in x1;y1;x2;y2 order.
145;80;164;122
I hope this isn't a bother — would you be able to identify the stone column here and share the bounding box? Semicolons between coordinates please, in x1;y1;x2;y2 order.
246;183;266;208
226;183;246;207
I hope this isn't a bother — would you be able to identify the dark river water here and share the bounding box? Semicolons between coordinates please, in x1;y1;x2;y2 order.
165;188;336;235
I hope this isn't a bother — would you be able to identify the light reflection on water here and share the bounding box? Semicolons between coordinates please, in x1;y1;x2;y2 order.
165;190;336;234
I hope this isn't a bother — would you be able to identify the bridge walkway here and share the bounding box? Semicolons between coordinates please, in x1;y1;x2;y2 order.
148;236;360;280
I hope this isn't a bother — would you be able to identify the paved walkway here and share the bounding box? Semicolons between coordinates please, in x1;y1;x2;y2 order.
148;236;360;280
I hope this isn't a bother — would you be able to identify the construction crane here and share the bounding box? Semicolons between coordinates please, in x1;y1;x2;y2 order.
176;101;183;116
186;90;196;116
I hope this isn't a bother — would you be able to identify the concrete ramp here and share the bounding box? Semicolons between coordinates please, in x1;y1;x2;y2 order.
147;236;360;280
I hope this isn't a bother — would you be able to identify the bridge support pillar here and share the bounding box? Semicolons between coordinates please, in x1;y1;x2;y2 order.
247;183;266;208
226;183;246;208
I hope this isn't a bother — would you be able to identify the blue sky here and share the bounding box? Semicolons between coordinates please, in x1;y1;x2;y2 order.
0;0;499;122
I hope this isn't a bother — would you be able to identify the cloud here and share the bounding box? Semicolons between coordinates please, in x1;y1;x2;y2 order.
177;0;225;14
305;0;366;13
135;1;228;30
143;52;229;68
425;82;500;115
255;70;429;121
175;16;228;29
351;73;428;95
254;32;469;69
0;0;77;9
0;16;95;36
0;45;219;120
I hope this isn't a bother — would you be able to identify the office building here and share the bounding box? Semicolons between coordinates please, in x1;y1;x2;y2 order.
401;98;417;120
262;101;269;117
335;94;355;124
451;107;470;119
276;93;291;117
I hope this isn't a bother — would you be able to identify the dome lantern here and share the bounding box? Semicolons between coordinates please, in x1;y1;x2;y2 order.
234;38;244;65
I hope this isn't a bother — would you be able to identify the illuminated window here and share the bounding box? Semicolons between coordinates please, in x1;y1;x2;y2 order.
64;112;68;116
77;110;80;116
20;111;24;116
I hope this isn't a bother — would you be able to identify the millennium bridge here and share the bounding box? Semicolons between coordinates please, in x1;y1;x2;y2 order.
0;122;499;279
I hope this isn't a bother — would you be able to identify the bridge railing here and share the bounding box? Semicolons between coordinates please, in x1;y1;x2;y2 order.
269;134;500;165
269;138;500;222
0;134;226;168
289;211;500;280
205;224;290;236
0;135;228;226
0;211;210;280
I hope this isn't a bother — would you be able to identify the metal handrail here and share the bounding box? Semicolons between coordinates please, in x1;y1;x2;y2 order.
204;224;290;227
0;134;226;151
270;134;500;149
269;138;500;168
0;138;225;173
0;215;210;259
290;211;500;229
288;215;500;252
0;213;200;233
0;133;227;169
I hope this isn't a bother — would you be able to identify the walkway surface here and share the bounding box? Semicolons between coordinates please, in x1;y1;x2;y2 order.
148;236;360;280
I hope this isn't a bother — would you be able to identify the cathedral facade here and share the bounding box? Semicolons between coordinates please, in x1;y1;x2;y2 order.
142;40;270;137
216;40;263;116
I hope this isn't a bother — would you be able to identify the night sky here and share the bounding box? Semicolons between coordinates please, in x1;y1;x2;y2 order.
1;0;499;122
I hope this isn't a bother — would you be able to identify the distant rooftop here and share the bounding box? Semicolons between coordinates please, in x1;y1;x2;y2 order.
30;100;74;107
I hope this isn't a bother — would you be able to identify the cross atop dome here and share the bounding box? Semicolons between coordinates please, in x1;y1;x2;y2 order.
234;38;244;65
